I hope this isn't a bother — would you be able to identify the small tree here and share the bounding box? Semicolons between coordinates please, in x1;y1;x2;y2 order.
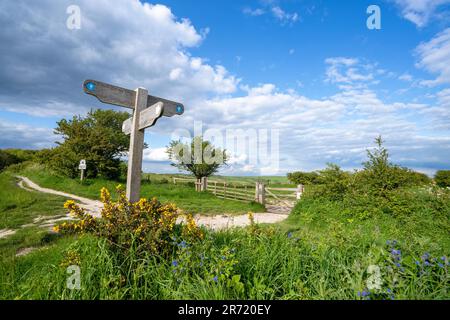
44;109;131;179
166;136;227;181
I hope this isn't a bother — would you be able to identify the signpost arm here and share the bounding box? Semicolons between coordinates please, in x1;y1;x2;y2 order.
126;88;148;202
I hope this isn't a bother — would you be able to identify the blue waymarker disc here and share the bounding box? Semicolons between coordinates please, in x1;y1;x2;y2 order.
85;82;96;91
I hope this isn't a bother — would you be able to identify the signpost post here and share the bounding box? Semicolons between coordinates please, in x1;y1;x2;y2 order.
83;79;184;202
78;159;86;181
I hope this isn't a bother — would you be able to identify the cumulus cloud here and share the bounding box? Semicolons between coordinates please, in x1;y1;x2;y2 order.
392;0;450;27
0;0;239;118
143;147;169;162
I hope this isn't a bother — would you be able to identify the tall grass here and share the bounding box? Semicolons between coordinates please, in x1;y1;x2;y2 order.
1;228;448;300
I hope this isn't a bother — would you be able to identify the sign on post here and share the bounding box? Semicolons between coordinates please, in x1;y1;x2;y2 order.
83;79;184;202
79;159;86;181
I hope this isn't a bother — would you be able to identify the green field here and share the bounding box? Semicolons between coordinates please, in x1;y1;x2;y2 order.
0;163;449;300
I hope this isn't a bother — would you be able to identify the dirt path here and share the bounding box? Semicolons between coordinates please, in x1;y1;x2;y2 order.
15;176;291;231
17;176;102;218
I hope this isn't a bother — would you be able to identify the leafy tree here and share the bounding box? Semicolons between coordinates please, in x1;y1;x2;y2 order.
435;170;450;188
166;136;227;179
44;109;131;179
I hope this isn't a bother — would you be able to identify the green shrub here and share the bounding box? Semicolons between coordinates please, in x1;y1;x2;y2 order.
311;164;351;201
435;170;450;188
287;171;320;185
55;185;204;259
0;150;20;171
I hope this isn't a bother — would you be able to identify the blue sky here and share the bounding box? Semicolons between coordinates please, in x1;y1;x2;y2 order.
0;0;449;175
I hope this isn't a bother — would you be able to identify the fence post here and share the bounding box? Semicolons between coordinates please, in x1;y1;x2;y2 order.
296;184;304;199
255;182;266;205
201;177;207;192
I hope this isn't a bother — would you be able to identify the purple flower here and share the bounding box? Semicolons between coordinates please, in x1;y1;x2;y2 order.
172;260;179;267
438;263;444;268
179;241;187;248
288;232;293;238
213;276;218;282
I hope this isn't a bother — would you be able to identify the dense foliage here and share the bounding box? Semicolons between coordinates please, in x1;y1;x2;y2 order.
287;171;319;185
0;149;38;171
37;109;130;179
435;170;450;188
167;136;228;179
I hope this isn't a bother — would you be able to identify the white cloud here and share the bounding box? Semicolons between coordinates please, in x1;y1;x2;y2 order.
143;147;169;162
271;6;299;24
393;0;450;27
325;58;374;84
0;0;239;118
399;73;413;81
415;28;450;86
0;120;57;149
243;8;265;16
243;4;299;25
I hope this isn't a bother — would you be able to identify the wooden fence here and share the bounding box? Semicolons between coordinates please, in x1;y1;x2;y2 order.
172;176;304;205
206;180;255;202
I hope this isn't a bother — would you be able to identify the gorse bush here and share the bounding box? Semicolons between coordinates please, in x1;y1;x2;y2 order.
54;185;204;258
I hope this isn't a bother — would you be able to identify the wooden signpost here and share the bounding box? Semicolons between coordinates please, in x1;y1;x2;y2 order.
83;79;184;202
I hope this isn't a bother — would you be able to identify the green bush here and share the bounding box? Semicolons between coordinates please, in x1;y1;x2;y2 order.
435;170;450;188
287;171;320;185
0;150;19;171
311;164;351;201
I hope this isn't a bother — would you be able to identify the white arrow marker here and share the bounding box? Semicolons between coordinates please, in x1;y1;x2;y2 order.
122;102;164;135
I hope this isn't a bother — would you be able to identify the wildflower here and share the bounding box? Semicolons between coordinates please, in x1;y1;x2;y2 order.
438;263;444;268
179;241;187;249
421;252;430;260
172;260;179;267
395;263;401;268
287;232;293;238
415;260;420;265
213;276;218;282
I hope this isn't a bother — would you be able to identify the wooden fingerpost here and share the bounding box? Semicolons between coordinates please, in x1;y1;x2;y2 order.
126;88;147;203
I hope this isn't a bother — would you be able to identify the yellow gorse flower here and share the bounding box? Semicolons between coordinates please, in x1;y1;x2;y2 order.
55;185;204;256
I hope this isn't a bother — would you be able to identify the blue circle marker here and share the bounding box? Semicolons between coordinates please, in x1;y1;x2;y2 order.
85;82;96;92
176;105;184;114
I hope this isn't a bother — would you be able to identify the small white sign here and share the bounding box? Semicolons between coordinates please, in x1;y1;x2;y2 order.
79;160;86;170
